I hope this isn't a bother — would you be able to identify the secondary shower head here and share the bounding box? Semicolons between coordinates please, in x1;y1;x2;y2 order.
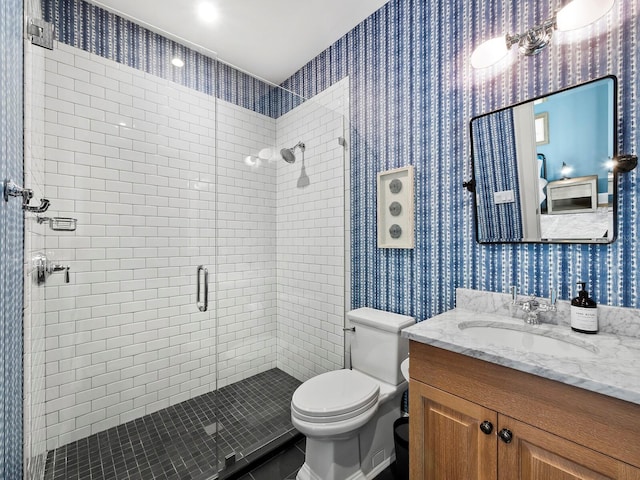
280;141;305;164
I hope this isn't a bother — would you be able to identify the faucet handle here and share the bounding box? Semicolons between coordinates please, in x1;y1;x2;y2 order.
49;263;71;283
510;286;518;304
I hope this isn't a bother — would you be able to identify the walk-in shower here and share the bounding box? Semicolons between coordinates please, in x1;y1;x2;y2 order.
22;1;349;479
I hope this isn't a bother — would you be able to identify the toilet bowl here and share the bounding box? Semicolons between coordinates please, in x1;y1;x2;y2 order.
291;308;415;480
291;369;380;438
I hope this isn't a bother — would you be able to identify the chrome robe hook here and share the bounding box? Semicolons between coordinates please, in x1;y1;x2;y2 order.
4;179;50;212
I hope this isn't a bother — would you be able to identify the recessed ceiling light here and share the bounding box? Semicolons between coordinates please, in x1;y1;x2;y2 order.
171;57;185;68
197;2;219;23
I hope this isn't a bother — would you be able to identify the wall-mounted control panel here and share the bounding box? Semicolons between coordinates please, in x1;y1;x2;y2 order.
377;166;415;249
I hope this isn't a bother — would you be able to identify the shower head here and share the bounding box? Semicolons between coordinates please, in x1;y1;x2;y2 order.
280;141;305;164
280;148;296;163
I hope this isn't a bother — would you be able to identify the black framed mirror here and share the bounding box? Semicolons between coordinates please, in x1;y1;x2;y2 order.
469;75;617;244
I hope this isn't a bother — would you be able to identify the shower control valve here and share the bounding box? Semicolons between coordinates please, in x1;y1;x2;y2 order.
34;253;71;284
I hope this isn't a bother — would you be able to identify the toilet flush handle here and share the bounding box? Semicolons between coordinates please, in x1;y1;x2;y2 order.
343;327;355;332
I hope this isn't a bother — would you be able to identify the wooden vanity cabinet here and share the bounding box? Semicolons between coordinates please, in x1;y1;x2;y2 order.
409;342;640;480
498;415;640;479
412;382;496;480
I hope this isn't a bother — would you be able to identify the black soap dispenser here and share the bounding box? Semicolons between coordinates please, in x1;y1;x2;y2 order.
571;282;598;334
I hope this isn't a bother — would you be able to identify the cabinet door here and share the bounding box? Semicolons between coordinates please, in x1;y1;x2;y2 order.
409;381;497;480
498;415;640;480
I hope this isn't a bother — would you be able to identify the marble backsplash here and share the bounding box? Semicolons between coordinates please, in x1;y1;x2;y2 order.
455;288;640;339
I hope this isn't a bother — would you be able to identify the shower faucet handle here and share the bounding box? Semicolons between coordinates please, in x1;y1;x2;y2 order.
50;263;71;283
34;253;71;284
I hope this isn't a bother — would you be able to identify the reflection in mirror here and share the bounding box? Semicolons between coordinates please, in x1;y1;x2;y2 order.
470;76;616;244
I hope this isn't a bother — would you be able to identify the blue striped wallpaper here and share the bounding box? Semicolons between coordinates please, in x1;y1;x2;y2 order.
41;0;639;323
1;0;25;477
282;0;639;320
42;0;298;117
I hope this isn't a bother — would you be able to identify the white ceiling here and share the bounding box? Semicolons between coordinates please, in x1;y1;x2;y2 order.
87;0;390;84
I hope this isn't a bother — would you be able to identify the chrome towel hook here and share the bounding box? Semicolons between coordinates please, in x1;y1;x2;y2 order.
25;198;50;213
4;179;50;212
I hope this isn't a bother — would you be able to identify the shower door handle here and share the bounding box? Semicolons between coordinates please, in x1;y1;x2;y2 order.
196;265;209;312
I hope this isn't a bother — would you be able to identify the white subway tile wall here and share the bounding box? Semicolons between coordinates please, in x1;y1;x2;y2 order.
40;42;349;449
276;81;349;381
44;42;210;449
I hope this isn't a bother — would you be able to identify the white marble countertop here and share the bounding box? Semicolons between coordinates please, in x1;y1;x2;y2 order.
402;308;640;406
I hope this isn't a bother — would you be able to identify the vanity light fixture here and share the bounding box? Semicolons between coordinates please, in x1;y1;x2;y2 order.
470;0;615;69
614;154;638;173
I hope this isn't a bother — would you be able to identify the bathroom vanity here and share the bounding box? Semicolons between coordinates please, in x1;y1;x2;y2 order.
402;289;640;480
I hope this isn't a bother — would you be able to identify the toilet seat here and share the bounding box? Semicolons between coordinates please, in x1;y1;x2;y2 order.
291;369;380;424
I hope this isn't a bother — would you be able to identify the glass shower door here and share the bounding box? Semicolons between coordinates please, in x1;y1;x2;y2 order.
213;74;349;476
27;30;221;478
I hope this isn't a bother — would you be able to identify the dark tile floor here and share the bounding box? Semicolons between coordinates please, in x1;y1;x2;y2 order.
237;437;398;480
44;369;301;480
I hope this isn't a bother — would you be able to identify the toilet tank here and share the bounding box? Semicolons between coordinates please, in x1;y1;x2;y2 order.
347;307;415;386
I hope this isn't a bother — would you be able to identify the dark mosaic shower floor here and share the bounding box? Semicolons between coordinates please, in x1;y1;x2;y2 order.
43;369;301;480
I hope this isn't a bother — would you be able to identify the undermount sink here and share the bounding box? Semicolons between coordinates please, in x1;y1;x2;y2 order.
457;320;599;359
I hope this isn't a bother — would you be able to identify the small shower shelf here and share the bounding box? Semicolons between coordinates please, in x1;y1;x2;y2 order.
37;216;78;231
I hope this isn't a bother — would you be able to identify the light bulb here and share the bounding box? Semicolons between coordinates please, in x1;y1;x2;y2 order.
171;57;185;68
197;2;219;23
556;0;615;31
470;36;510;69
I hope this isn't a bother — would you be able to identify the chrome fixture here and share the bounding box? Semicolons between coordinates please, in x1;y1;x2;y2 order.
196;265;209;312
470;0;615;69
27;17;54;50
4;179;50;213
4;179;32;203
505;16;556;57
511;286;557;325
280;141;305;164
34;253;70;285
37;216;78;231
24;198;50;213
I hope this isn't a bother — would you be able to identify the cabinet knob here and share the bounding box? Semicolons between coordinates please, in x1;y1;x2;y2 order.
498;428;513;444
479;421;493;435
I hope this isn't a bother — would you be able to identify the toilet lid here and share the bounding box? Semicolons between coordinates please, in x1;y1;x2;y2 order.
292;369;380;419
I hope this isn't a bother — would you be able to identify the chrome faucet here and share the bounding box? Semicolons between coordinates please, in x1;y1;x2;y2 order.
511;286;557;325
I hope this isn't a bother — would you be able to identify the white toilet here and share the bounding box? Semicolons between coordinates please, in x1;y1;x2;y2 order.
291;307;415;480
